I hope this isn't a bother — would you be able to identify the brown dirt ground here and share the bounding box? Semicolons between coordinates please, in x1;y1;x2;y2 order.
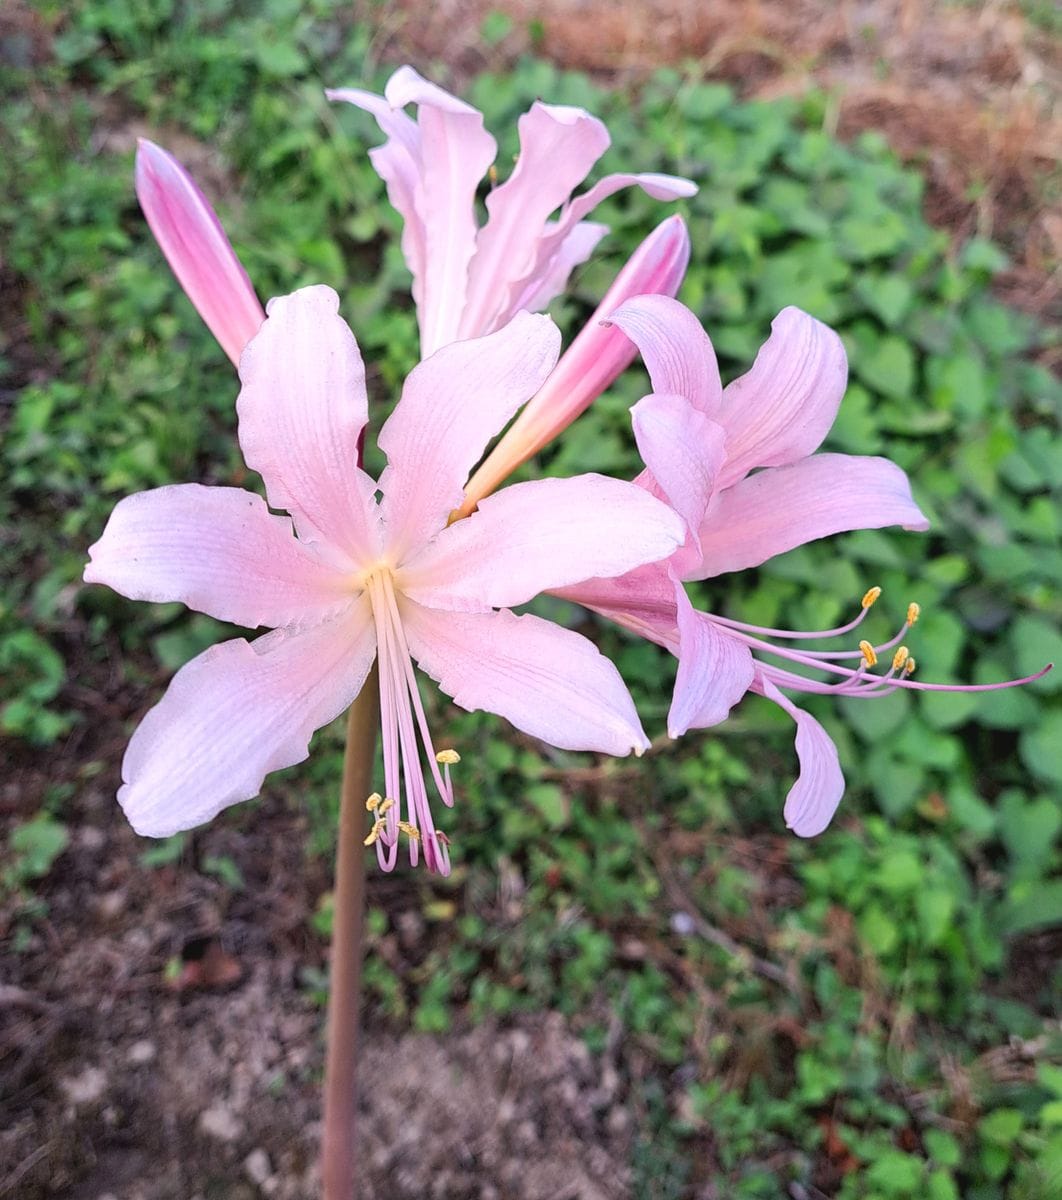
3;2;1060;1198
2;756;650;1199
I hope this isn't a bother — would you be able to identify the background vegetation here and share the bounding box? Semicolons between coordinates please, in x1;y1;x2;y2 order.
2;1;1060;1196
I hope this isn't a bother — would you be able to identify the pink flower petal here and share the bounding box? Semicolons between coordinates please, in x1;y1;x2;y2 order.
512;220;609;314
383;67;498;356
236;286;381;563
717;307;848;487
135;140;265;367
691;454;931;580
524;171;696;299
119;600;377;837
459;216;691;516
630;394;728;547
608;294;722;416
84;484;353;629
383;64;478;115
668;585;755;735
400;474;685;612
459;102;611;338
400;599;650;756
758;677;845;837
329;69;497;357
552;560;679;649
377;312;560;558
567;171;699;217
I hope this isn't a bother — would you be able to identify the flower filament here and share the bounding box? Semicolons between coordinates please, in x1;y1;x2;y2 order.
712;588;1050;700
364;568;456;875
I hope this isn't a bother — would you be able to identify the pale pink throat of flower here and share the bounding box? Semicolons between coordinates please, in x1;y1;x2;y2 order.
726;586;1052;701
134;138;265;367
452;215;691;522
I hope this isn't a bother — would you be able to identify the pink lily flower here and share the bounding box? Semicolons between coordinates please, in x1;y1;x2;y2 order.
327;66;697;358
134;139;264;366
556;296;1049;837
84;288;685;872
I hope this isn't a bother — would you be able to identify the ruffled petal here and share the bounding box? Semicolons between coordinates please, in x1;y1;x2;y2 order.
511;220;609;314
520;172;695;305
609;294;722;416
236;286;381;564
400;474;685;611
758;677;845;837
119;599;377;837
567;171;698;217
329;69;497;357
377;312;560;558
668;584;755;735
459;102;611;338
690;454;930;580
384;67;498;356
717;307;848;487
400;600;650;755
84;484;353;629
630;394;727;547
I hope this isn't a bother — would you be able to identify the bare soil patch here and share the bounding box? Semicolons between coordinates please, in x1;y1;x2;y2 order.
2;755;639;1199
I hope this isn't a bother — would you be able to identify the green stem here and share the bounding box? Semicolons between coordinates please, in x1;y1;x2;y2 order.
321;665;379;1200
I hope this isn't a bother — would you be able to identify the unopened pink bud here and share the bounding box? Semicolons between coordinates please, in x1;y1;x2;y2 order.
135;139;265;367
457;215;690;519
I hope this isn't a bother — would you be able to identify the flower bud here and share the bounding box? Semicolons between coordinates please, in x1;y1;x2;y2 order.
135;139;265;366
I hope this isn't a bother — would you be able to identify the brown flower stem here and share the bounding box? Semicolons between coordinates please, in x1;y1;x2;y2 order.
321;665;379;1200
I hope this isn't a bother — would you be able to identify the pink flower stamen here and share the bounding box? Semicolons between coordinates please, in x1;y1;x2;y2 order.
721;589;1050;701
787;621;911;662
366;568;455;875
708;585;882;644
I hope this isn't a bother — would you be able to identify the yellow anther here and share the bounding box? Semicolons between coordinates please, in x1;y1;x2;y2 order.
488;164;498;186
859;639;878;668
907;602;920;625
436;749;461;766
397;821;421;841
892;646;910;671
364;795;395;844
904;657;916;676
861;586;882;609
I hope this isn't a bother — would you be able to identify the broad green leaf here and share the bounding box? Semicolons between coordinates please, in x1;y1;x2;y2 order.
1020;710;1062;783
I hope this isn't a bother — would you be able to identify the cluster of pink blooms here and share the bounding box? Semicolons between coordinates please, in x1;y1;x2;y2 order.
89;66;1048;872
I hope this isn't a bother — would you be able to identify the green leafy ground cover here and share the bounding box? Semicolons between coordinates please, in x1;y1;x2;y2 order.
2;2;1061;1196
